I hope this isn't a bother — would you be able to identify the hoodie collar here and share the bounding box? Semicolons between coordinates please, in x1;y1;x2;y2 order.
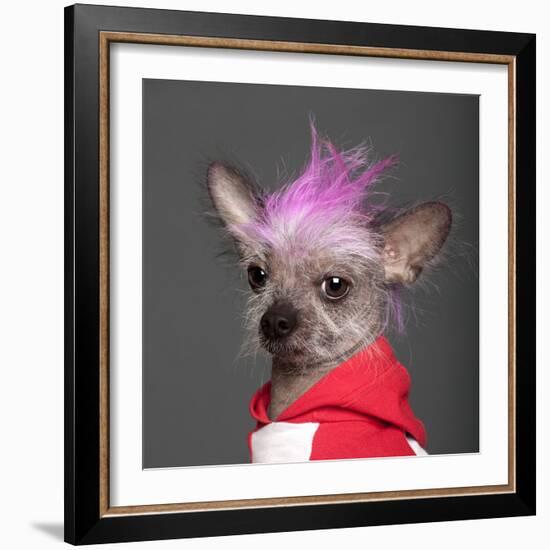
249;336;426;447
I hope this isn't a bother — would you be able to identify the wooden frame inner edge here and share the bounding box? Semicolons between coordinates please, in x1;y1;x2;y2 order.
98;31;517;517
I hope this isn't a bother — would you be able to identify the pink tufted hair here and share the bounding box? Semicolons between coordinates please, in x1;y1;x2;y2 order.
233;121;398;265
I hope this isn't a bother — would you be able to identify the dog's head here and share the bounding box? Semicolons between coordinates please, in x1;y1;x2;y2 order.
207;124;451;368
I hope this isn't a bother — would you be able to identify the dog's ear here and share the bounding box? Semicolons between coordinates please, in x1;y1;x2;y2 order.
379;202;452;285
207;162;262;232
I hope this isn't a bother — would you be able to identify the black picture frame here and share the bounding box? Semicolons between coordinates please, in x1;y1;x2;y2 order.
65;3;536;545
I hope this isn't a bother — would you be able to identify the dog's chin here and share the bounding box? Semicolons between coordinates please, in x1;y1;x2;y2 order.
259;337;304;360
259;335;349;369
258;339;329;371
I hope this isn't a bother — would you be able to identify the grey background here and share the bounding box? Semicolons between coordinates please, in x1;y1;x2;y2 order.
142;79;479;468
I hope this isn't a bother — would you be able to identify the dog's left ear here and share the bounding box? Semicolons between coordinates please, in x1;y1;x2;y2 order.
379;202;452;285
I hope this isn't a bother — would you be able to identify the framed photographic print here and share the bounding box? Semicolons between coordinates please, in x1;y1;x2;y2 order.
64;3;536;545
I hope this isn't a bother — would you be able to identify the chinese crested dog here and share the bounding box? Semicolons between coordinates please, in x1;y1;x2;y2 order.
207;123;451;463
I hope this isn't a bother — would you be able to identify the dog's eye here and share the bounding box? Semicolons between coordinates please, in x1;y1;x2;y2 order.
247;265;268;290
321;276;350;300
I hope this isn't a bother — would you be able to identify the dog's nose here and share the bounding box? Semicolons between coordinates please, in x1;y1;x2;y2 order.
260;302;298;340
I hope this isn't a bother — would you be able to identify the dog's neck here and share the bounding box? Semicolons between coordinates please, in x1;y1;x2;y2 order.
268;360;329;420
268;334;378;420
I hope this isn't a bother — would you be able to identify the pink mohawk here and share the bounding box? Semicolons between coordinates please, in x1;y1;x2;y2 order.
239;122;398;261
264;122;396;224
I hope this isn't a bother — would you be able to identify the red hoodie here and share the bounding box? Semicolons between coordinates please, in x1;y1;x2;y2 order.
248;336;427;463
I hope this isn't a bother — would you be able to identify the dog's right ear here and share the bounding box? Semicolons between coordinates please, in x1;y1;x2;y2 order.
207;162;262;235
